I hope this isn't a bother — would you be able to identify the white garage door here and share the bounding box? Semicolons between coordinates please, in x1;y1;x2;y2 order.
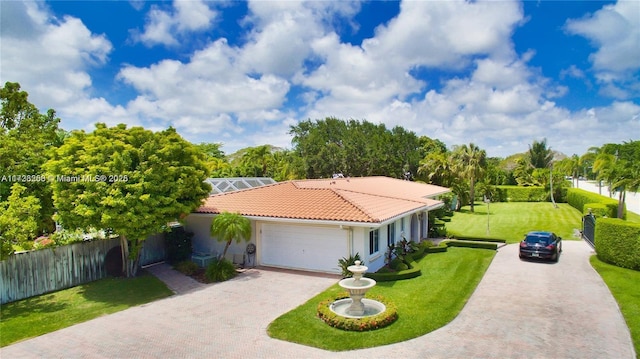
260;223;348;273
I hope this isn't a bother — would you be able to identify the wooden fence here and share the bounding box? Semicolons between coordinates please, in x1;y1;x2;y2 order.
0;234;165;304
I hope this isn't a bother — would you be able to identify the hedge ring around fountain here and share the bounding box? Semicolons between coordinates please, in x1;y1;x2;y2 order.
317;260;397;331
330;261;386;318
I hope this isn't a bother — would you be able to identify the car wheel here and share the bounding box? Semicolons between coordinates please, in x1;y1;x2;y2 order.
553;250;559;263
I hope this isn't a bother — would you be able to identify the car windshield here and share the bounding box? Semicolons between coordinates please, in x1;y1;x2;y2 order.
525;235;551;245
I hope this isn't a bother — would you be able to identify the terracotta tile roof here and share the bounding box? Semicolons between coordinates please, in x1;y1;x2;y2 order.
196;176;449;224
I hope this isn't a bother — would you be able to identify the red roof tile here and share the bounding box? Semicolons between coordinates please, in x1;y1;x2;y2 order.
196;176;449;224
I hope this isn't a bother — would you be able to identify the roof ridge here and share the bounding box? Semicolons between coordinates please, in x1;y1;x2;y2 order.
333;187;428;205
328;189;376;222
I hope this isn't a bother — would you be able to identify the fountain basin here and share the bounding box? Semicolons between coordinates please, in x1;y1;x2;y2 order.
338;277;376;291
329;298;386;318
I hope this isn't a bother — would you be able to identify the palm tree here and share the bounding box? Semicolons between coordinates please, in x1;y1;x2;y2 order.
452;143;487;212
241;145;273;177
528;139;553;169
592;141;640;219
210;212;252;259
418;151;454;186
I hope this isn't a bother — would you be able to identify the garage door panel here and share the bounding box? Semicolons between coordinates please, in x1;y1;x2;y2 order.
261;223;347;273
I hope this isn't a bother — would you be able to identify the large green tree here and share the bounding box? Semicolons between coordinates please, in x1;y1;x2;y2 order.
1;82;61;233
289;117;426;178
452;143;487;213
592;141;640;218
0;183;42;259
45;123;211;277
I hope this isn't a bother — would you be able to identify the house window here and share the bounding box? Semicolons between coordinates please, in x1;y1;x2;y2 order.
387;223;395;246
369;229;380;255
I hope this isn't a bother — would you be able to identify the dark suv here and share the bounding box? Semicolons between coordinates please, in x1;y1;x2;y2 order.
519;231;562;262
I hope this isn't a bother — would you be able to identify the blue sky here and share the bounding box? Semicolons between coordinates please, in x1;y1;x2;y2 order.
1;0;638;158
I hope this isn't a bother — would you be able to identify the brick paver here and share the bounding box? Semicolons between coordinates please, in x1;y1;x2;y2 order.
1;240;635;359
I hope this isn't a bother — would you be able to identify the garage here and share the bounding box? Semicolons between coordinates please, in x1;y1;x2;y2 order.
259;223;349;273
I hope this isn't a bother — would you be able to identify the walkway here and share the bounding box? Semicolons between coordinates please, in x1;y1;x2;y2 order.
2;241;635;358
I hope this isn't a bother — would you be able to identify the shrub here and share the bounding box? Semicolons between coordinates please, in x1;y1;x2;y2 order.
338;253;362;278
444;240;498;250
494;186;550;202
389;257;404;270
366;268;421;281
174;260;199;276
567;188;623;219
317;293;398;331
33;236;55;249
368;255;422;282
425;246;448;253
595;218;640;270
205;258;237;282
51;228;86;246
395;262;409;271
584;203;609;218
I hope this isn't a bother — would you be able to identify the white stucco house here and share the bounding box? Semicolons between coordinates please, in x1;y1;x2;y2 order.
184;176;450;274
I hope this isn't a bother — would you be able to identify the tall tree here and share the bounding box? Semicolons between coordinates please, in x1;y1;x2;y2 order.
0;183;41;259
45;123;211;277
528;139;554;169
555;154;581;187
452;143;487;213
210;212;252;259
289;117;424;179
240;145;274;177
592;141;640;218
1;82;61;233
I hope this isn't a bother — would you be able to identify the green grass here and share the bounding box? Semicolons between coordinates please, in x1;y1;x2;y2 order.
446;202;583;243
267;247;495;351
627;211;640;223
590;256;640;356
0;272;173;347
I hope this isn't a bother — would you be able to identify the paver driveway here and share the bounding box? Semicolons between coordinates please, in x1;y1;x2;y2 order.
2;240;635;359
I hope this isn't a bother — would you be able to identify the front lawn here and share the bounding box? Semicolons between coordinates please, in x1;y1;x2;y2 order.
0;272;173;347
446;202;583;243
590;256;640;356
267;247;495;351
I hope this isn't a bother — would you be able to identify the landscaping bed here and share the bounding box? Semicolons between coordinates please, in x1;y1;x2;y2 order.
267;247;495;351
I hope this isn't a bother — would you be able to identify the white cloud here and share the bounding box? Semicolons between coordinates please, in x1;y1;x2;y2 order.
133;0;217;47
2;0;637;159
565;0;640;98
0;1;114;131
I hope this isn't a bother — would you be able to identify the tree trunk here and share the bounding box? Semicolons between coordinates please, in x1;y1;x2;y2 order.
120;235;143;277
221;240;232;260
120;235;129;277
469;176;475;212
618;190;626;219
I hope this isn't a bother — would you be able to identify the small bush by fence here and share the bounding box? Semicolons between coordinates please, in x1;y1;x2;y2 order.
567;188;624;219
0;234;165;304
595;218;640;271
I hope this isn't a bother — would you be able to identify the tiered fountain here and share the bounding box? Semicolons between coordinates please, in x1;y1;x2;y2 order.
330;260;385;318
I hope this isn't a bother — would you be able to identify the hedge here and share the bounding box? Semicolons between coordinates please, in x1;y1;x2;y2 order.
584;203;609;218
494;186;551;202
595;218;640;271
567;188;624;219
366;257;422;282
317;293;398;331
444;240;498;250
